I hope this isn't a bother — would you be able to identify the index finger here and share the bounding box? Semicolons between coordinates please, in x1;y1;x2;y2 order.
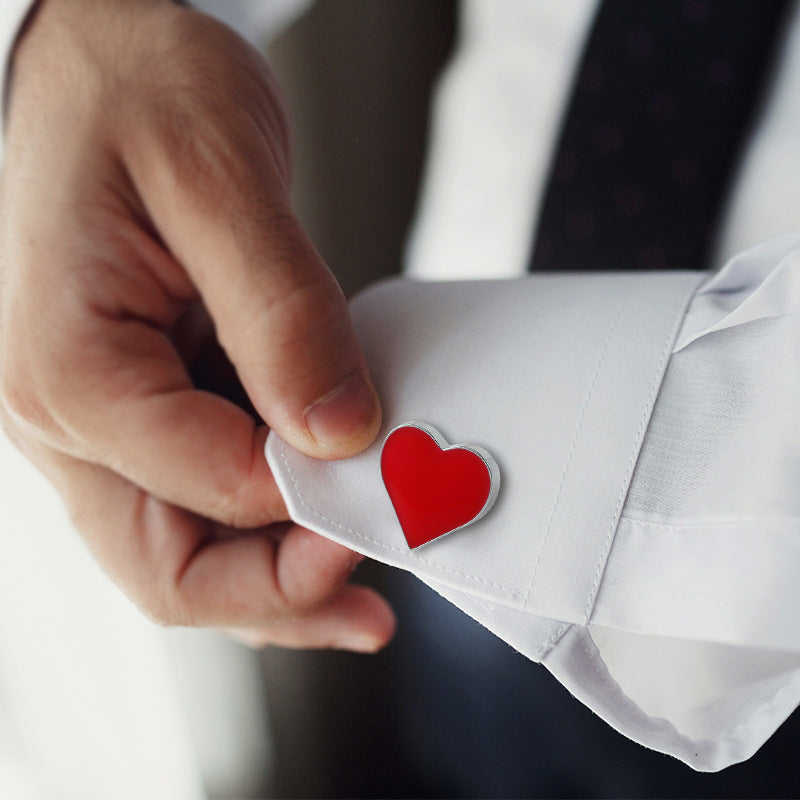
28;310;287;528
23;436;393;646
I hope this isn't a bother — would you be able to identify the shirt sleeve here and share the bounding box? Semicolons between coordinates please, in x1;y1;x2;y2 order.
0;0;37;143
265;233;800;772
189;0;313;45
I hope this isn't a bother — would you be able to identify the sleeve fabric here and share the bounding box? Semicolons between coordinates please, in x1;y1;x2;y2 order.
267;234;800;771
189;0;312;45
0;0;37;145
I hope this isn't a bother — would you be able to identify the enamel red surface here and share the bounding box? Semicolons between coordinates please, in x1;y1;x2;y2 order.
381;425;491;549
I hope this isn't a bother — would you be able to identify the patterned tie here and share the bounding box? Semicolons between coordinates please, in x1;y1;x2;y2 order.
530;0;789;273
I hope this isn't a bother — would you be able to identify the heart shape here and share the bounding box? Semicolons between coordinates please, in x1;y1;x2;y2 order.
380;422;500;549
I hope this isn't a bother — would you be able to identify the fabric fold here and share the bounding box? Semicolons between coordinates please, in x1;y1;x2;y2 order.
674;233;800;352
268;271;702;623
266;238;800;771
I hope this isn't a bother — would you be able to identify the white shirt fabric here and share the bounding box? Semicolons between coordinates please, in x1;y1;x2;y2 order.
2;0;800;792
268;233;800;771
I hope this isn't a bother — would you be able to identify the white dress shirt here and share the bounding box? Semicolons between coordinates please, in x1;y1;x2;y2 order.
269;233;800;771
2;0;800;793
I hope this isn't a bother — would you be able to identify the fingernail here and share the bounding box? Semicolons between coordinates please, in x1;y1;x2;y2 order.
304;372;378;447
333;633;383;654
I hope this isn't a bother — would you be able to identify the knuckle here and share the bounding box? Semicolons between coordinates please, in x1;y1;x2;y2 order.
205;478;277;531
0;366;54;433
134;27;291;211
256;282;355;391
143;63;287;209
279;545;352;612
241;537;288;617
245;248;342;333
137;588;186;628
205;494;251;529
125;496;194;627
0;368;26;418
140;602;177;627
260;213;324;279
213;501;267;531
279;279;349;347
152;98;240;199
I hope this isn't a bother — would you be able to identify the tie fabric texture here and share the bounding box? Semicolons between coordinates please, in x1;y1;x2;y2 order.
530;0;790;274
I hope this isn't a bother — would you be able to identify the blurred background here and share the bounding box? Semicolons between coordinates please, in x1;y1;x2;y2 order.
268;0;456;297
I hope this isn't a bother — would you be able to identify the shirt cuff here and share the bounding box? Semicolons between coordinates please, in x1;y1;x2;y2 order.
265;236;800;770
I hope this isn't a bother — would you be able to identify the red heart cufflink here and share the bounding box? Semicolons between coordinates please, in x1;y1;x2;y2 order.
380;422;500;549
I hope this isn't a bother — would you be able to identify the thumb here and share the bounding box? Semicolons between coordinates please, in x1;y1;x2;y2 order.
127;114;381;460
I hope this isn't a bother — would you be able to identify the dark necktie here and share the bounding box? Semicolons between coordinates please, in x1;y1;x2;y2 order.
530;0;789;273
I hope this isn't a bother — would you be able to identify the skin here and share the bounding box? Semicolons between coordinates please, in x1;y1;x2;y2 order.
0;0;396;652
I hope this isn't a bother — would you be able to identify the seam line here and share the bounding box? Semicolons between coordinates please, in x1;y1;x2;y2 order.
582;280;700;621
521;297;628;606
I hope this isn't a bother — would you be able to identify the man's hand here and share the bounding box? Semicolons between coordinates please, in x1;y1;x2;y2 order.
0;0;395;651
